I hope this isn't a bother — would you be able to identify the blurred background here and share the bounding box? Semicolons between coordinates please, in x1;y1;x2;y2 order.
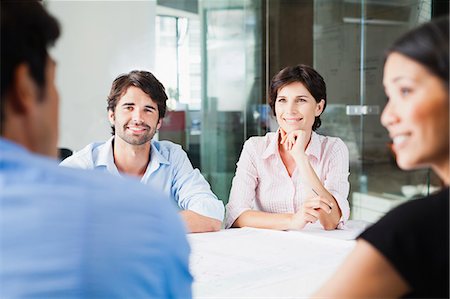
47;0;448;223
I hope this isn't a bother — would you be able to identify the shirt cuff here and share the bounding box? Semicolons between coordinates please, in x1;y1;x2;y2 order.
187;199;225;222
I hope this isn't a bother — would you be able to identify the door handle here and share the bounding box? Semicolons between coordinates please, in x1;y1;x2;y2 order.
346;105;380;116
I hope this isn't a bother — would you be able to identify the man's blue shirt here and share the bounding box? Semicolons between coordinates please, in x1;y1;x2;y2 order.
0;138;192;298
60;137;224;221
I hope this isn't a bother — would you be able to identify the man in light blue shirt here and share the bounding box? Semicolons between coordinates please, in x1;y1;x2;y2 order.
61;70;224;233
0;2;192;298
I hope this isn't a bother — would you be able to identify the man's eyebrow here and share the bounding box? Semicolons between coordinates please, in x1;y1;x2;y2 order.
121;102;135;106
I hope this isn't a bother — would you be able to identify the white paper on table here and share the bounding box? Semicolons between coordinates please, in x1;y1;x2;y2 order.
188;227;356;298
293;219;372;240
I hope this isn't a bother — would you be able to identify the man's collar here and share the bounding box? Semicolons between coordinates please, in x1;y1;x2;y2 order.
140;140;170;181
95;137;171;178
149;140;170;165
96;137;171;168
94;137;120;175
95;137;115;168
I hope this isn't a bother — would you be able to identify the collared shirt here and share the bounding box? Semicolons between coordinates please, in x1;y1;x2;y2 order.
0;138;192;298
225;130;350;228
60;137;224;221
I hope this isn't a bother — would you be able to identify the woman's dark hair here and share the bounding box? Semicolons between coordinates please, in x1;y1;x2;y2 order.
107;70;168;135
385;16;449;86
269;64;326;131
1;1;60;131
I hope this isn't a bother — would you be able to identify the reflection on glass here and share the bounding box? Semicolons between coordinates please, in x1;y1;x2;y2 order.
156;15;201;110
313;0;436;221
200;0;264;204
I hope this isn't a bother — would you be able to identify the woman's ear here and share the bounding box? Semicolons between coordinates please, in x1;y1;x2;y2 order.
315;99;325;116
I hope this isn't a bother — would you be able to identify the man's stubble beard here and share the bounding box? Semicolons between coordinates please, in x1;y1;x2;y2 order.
116;124;156;146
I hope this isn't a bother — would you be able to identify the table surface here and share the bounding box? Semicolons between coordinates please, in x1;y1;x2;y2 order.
188;221;368;298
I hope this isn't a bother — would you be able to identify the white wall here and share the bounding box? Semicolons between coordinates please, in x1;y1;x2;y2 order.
46;1;156;151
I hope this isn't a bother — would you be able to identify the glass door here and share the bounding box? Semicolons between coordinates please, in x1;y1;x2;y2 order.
199;0;264;204
192;0;442;221
313;0;436;222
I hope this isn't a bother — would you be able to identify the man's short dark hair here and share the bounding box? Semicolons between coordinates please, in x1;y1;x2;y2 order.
1;1;60;132
107;70;168;135
269;64;327;131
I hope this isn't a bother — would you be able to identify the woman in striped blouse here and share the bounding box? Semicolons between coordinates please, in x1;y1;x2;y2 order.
225;64;350;230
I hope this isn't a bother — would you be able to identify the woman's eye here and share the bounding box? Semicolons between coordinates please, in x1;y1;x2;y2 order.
400;88;412;97
277;98;286;102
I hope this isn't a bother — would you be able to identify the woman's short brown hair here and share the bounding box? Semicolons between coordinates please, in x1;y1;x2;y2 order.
269;64;327;131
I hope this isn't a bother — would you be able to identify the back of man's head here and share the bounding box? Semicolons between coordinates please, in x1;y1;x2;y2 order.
0;3;193;298
1;0;60;133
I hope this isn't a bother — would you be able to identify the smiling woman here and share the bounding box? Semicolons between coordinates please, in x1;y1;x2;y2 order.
225;64;350;231
381;53;449;175
314;16;449;298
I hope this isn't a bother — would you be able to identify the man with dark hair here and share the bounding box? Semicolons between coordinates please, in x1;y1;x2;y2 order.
61;70;225;233
0;2;192;298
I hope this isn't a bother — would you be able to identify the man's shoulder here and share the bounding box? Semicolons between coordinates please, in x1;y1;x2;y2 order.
40;153;131;192
60;141;107;168
19;151;179;220
152;139;186;160
154;139;183;151
1;150;192;298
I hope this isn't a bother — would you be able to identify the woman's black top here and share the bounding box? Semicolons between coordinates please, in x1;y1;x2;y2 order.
359;188;449;298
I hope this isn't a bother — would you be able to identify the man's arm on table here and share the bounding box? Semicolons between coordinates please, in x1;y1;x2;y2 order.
180;210;221;233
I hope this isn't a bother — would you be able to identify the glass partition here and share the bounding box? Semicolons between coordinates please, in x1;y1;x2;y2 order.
313;0;438;221
199;0;264;203
155;0;444;221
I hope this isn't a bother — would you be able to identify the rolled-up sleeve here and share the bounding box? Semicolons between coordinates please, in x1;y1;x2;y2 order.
172;150;225;222
324;139;350;226
225;140;259;228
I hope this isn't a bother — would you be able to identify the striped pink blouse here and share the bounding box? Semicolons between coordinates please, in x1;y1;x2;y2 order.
225;130;350;229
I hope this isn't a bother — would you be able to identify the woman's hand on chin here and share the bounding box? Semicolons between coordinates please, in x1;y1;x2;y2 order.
280;129;310;157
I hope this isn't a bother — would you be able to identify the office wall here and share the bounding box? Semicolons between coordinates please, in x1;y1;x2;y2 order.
46;1;156;151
